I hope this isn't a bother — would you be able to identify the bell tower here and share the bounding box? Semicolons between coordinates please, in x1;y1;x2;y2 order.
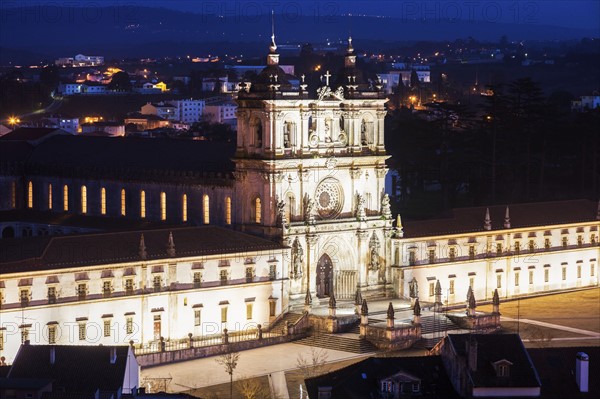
234;35;393;306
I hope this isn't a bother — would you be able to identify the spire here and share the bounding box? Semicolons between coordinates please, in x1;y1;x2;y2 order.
328;290;337;309
468;290;477;310
386;302;395;320
361;299;369;315
466;285;473;303
344;36;357;68
354;287;363;306
269;10;277;53
347;35;354;54
492;288;500;306
395;214;404;238
484;207;492;230
504;206;511;228
139;234;147;260
413;298;421;316
167;231;176;257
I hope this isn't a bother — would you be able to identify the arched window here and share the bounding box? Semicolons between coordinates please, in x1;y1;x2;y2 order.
100;188;106;215
203;194;210;224
48;184;53;210
63;185;69;211
286;193;296;222
182;194;188;222
140;190;146;218
27;181;33;208
81;186;87;214
254;197;262;224
160;192;167;220
120;189;126;216
225;197;232;225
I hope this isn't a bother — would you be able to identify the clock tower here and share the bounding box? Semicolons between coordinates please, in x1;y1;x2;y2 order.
234;35;393;307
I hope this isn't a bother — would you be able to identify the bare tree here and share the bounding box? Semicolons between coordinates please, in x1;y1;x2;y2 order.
235;375;269;399
296;347;329;379
216;351;240;399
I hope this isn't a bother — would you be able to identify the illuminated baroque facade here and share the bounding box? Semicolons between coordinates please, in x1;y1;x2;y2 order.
0;37;599;363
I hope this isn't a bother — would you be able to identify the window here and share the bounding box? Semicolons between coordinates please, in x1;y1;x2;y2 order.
577;235;583;247
449;279;455;294
529;270;534;285
428;249;435;264
449;247;456;260
514;272;520;286
220;270;228;285
20;289;30;307
591;234;597;245
194;310;201;326
153;275;162;292
63;185;69;211
544;268;549;283
160;192;167;220
469;277;474;288
562;237;568;248
225;197;232;225
544;238;550;250
182;194;188;222
78;323;86;341
497;274;502;288
497;364;510;377
48;325;56;344
245;267;254;283
562;267;567;280
246;303;253;320
104;320;111;337
469;246;475;260
269;264;276;280
81;185;87;213
27;181;33;208
592;264;596;277
408;251;416;266
254;197;262;224
103;281;112;298
101;187;106;215
577;265;582;279
514;241;520;254
48;286;57;304
193;272;202;288
496;243;502;255
529;240;535;252
221;307;228;324
429;282;434;296
120;189;126;216
125;278;134;295
21;327;29;343
48;183;53;209
126;317;134;334
269;300;276;317
140;190;146;218
203;195;210;224
77;283;87;300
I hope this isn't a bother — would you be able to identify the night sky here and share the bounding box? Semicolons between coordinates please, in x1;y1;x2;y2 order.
2;0;599;31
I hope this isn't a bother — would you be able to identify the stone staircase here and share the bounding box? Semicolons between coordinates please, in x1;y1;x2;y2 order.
413;314;462;349
294;333;379;354
266;312;304;335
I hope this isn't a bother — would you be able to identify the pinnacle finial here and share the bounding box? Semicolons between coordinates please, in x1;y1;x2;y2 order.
466;285;473;302
413;298;421;316
361;299;368;315
269;10;277;53
167;231;176;257
504;206;511;228
347;36;354;54
492;288;500;306
468;290;477;309
304;287;312;305
386;302;395;319
139;234;147;260
329;291;337;309
354;287;363;306
484;207;492;230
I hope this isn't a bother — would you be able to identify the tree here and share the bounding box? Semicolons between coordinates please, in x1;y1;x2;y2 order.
108;71;131;92
216;351;240;399
235;376;269;399
296;347;329;379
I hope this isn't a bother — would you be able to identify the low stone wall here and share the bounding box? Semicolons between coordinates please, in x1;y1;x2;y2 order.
364;323;421;350
446;312;501;332
137;334;304;367
309;314;359;333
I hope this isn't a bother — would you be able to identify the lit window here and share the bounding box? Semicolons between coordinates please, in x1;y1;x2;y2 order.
20;289;30;307
449;279;455;294
577;265;581;279
47;286;57;304
225;197;232;225
160;192;167;220
48;184;53;209
153;275;162;292
544;238;550;249
77;283;87;300
469;246;475;260
27;181;33;208
428;249;435;264
101;187;106;215
63;185;69;211
245;267;254;283
78;323;86;341
120;189;126;216
469;277;474;288
591;264;596;277
529;270;534;285
140;190;146;218
448;247;456;260
104;320;111;337
48;325;56;344
193;272;202;288
182;194;188;222
269;300;276;317
194;310;201;326
497;274;502;288
246;303;253;320
269;264;276;280
221;307;228;324
220;270;228;285
544;268;549;283
203;194;210;224
496;243;502;255
126;317;133;334
514;241;520;254
125;279;134;295
514;272;520;286
562;267;567;280
81;185;87;214
429;282;434;296
254;197;261;224
103;281;112;298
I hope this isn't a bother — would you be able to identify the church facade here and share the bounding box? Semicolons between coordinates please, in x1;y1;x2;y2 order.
1;37;599;363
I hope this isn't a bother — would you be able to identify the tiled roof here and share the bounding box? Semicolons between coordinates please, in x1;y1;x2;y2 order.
528;346;600;399
403;200;599;238
0;226;284;273
0;128;68;142
447;334;541;389
305;355;459;399
7;345;130;394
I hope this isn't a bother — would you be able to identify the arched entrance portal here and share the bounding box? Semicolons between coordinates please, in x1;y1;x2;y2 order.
316;254;333;298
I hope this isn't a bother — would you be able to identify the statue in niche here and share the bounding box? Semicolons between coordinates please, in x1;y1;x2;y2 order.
303;194;315;224
284;122;292;148
324;119;332;142
355;193;366;220
360;119;368;145
276;198;286;226
409;277;419;298
369;233;380;270
381;193;392;219
292;238;304;278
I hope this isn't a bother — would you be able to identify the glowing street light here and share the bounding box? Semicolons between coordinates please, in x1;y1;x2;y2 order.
8;116;20;126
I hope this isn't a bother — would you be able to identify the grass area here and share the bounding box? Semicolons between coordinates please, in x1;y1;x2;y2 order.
189;375;269;399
